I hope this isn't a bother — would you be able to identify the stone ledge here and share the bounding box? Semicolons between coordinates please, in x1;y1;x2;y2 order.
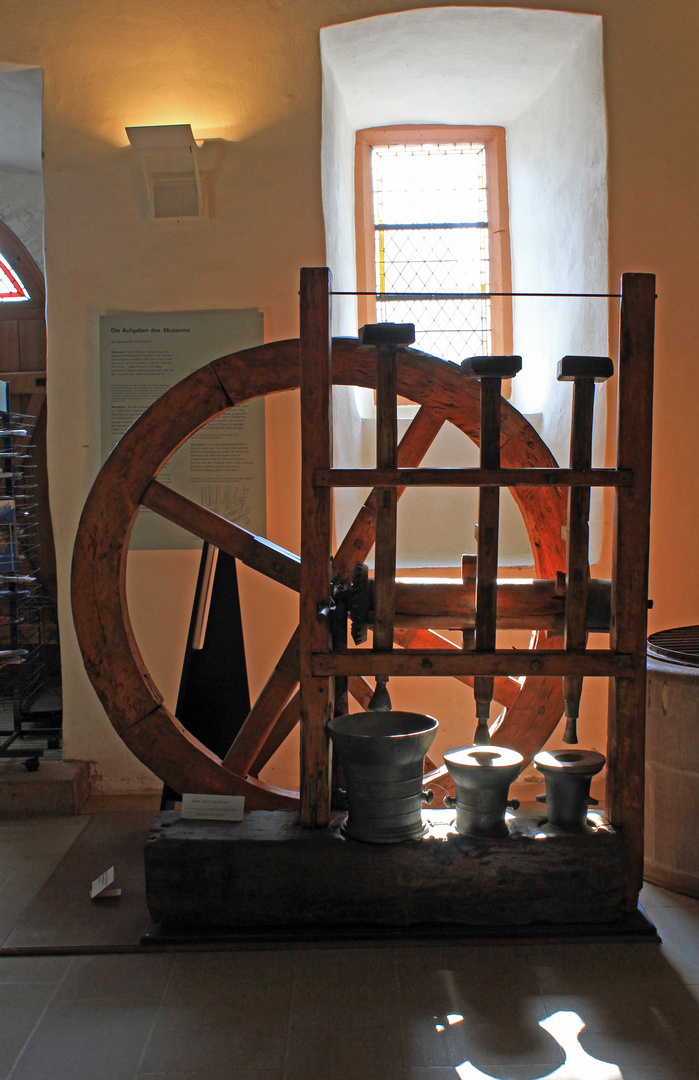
145;808;626;930
0;760;91;818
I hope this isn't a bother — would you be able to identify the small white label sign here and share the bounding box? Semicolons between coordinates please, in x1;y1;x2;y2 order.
90;865;122;899
181;794;245;821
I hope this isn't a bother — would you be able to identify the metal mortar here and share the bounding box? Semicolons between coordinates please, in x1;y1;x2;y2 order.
327;711;438;844
443;744;523;838
534;749;606;830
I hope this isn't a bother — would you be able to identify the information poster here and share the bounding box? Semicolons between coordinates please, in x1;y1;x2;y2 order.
100;310;265;550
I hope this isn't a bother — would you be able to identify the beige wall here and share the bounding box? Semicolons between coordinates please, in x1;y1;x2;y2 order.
2;1;697;791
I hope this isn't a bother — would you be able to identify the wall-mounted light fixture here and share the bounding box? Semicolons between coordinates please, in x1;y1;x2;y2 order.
125;124;204;219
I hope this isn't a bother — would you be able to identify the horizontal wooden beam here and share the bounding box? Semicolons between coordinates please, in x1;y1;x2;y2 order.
313;649;634;679
316;467;632;489
0;371;47;394
0;304;45;323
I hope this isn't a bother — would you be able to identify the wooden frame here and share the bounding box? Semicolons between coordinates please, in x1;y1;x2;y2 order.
354;125;513;354
296;271;655;912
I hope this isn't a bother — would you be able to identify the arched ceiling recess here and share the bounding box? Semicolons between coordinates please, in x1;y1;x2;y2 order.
320;8;599;129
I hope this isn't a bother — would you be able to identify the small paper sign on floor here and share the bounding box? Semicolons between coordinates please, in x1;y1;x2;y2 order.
181;794;245;821
90;866;122;900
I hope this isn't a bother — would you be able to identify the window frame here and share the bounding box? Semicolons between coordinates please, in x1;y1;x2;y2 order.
354;124;513;358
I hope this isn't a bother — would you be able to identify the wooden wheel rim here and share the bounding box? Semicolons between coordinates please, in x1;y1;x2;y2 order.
71;338;566;807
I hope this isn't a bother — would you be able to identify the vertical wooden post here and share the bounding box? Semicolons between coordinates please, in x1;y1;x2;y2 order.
606;273;655;908
299;267;334;827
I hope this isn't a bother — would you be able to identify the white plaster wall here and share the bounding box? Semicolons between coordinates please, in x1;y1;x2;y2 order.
0;64;44;270
0;168;44;269
320;54;367;539
320;61;357;338
321;8;606;568
507;23;608;556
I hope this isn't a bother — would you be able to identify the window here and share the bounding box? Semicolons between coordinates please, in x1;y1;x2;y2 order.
355;125;512;363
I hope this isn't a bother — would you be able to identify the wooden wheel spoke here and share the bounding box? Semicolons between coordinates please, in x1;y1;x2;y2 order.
222;630;299;775
142;480;300;590
333;406;444;576
348;676;374;710
249;690;300;777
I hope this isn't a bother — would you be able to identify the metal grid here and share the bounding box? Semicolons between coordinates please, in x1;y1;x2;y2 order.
372;141;490;361
0;409;61;766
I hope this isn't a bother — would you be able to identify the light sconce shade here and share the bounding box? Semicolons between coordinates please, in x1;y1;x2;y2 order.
125;124;204;219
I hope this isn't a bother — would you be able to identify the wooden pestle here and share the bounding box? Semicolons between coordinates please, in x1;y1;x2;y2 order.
557;355;614;743
358;323;415;710
461;355;522;744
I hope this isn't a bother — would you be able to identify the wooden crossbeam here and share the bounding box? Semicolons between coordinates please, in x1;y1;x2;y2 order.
316;467;631;488
313;649;634;679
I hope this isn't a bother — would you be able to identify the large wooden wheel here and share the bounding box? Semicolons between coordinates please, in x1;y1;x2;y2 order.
71;338;567;808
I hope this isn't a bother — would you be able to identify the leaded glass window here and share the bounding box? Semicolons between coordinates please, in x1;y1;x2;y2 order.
0;252;30;303
355;126;512;364
372;141;489;361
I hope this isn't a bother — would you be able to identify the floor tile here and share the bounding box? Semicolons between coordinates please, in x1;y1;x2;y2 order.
402;1023;565;1072
398;960;547;1025
576;1027;699;1073
641;882;699;912
56;953;174;1002
0;983;57;1077
290;947;398;1027
164;950;293;1013
140;998;289;1073
8;998;157;1080
403;1070;460;1079
0;954;71;984
136;1072;282;1080
528;942;671;994
657;934;699;984
396;944;542;1008
405;1068;575;1080
284;1022;402;1080
401;994;559;1070
0;816;89;943
599;1065;699;1080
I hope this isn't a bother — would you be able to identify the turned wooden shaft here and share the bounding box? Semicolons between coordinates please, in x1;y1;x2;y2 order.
556;354;613;744
462;554;477;650
473;376;502;736
562;377;595;742
374;343;398;653
391;578;611;630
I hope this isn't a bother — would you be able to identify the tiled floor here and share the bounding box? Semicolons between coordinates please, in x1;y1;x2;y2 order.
0;814;697;1080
